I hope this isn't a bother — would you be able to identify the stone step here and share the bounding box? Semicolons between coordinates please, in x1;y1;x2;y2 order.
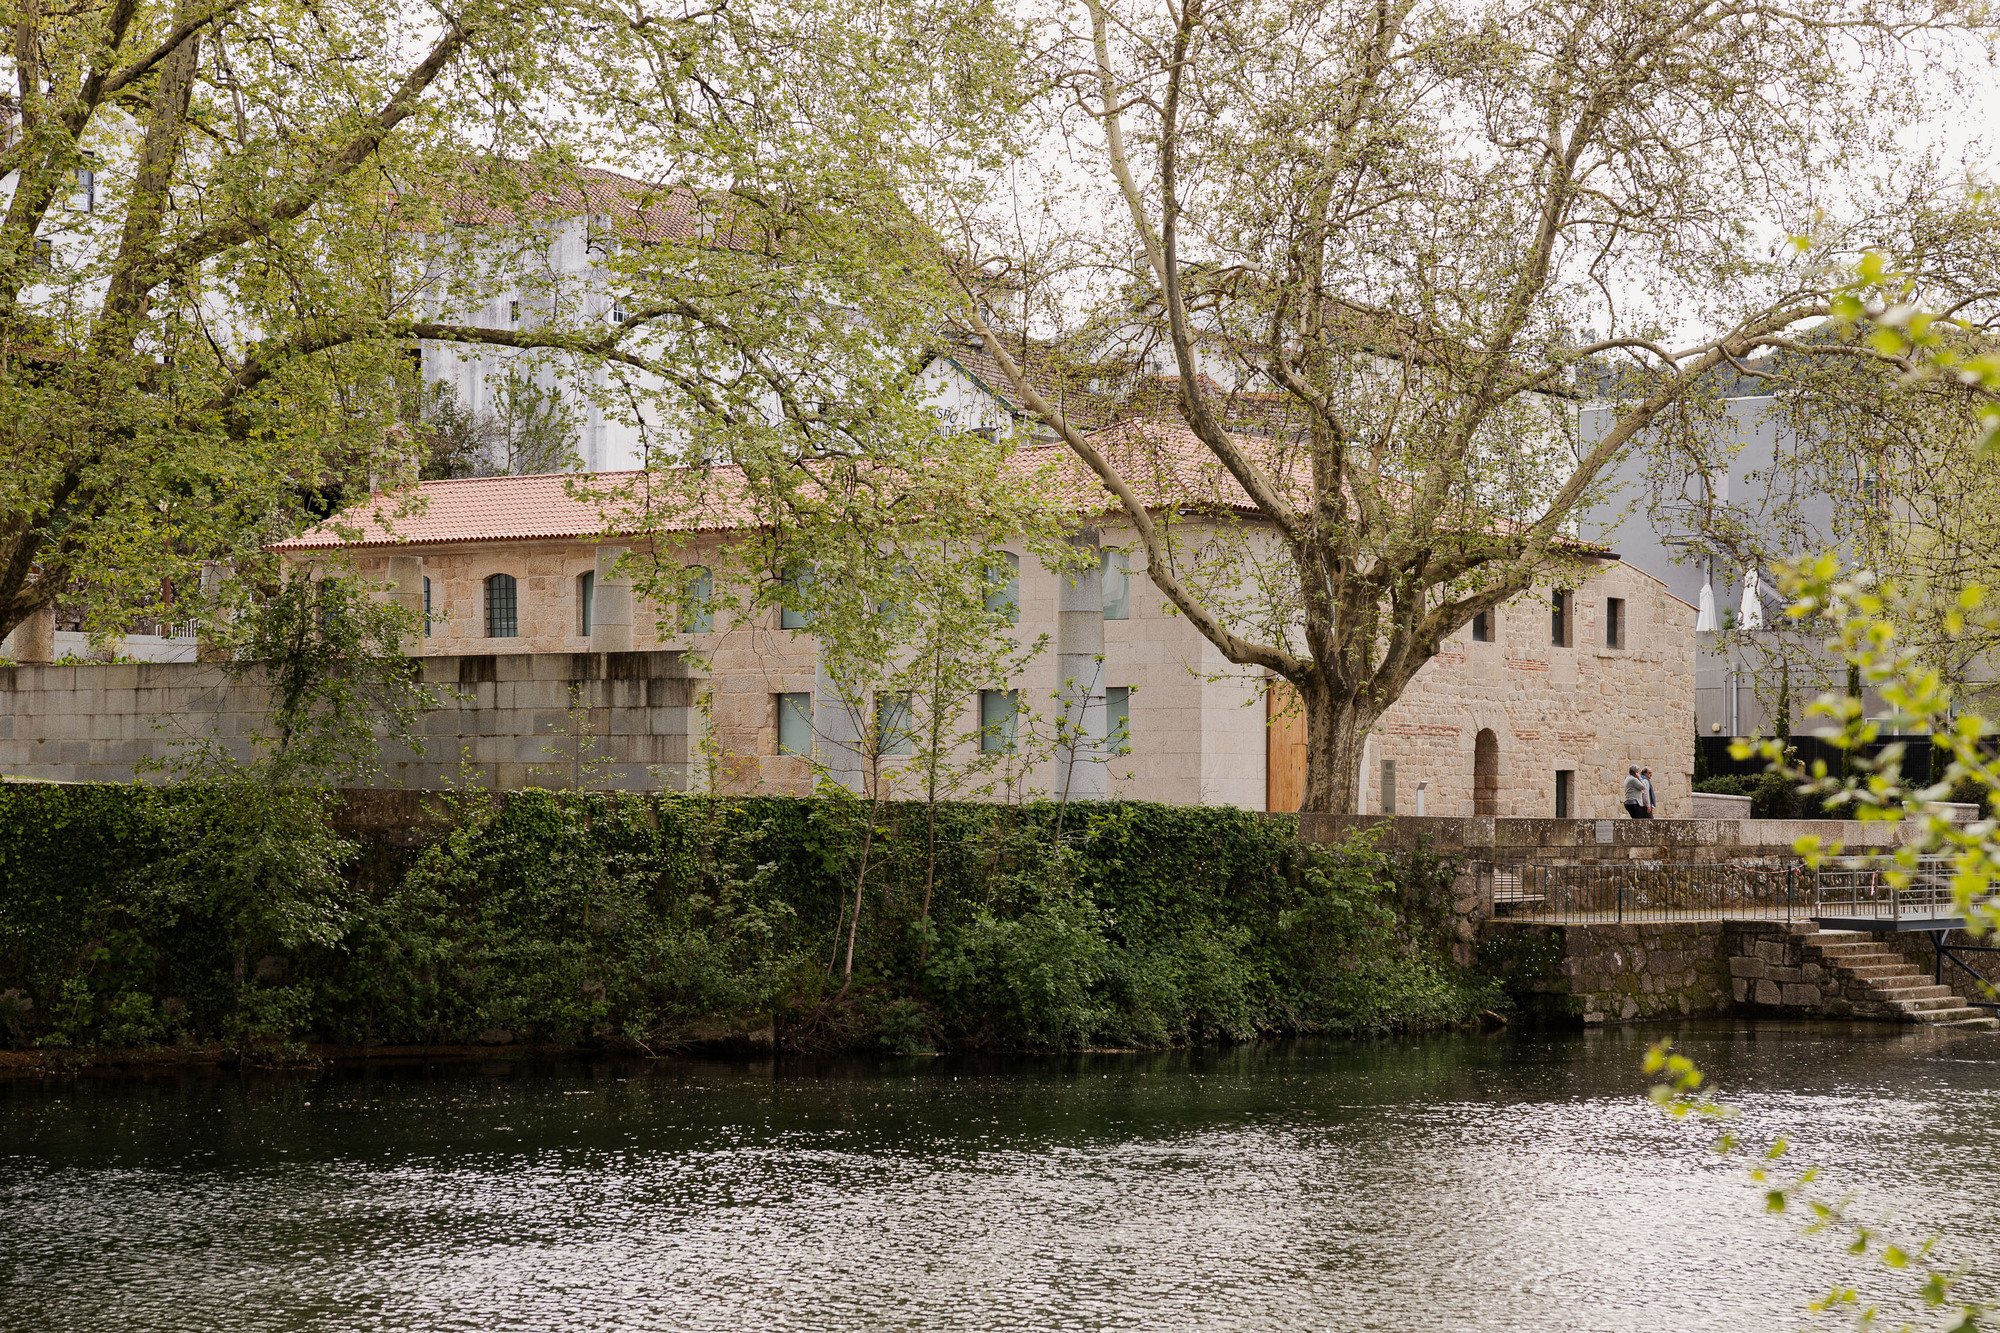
1932;1013;2000;1029
1812;946;1905;962
1810;941;1903;957
1834;961;1919;979
1888;992;1967;1011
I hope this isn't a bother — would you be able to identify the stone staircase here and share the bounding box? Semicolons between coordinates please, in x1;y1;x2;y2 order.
1804;930;2000;1028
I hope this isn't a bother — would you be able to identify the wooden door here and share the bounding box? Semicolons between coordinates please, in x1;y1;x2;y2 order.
1267;679;1307;813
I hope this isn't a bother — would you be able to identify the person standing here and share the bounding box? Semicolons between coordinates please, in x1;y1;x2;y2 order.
1623;767;1647;819
1641;767;1658;819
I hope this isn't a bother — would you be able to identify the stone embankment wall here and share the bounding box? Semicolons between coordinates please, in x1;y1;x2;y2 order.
1482;919;1995;1024
0;651;704;790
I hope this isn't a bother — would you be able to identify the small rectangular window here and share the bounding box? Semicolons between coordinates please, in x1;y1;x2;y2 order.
1472;609;1491;643
875;691;913;756
1555;769;1573;818
509;299;521;323
1605;597;1624;649
74;166;93;212
1381;758;1397;815
578;570;595;637
1101;549;1131;621
776;692;812;757
980;689;1018;753
1551;589;1572;647
1105;685;1130;752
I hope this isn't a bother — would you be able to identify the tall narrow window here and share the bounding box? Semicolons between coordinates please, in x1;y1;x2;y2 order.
1605;597;1625;649
423;576;433;638
1102;549;1131;620
578;570;595;637
985;551;1020;625
1555;769;1573;818
1551;589;1573;647
484;573;518;638
509;299;521;324
875;692;914;756
776;693;813;756
1472;609;1492;643
1105;686;1131;753
980;689;1018;752
1381;759;1397;815
74;166;94;212
780;562;812;630
684;566;714;633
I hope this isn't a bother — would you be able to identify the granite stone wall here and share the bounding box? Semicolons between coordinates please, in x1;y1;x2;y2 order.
0;650;703;790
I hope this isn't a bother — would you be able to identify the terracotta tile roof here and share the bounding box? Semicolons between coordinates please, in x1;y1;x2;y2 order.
267;470;757;549
273;414;1607;555
418;164;713;245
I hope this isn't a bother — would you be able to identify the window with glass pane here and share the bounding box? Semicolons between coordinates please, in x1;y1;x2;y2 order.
578;570;594;636
776;692;813;756
980;689;1018;752
684;566;715;633
1471;609;1490;642
1605;597;1624;649
985;551;1020;624
875;692;914;756
485;573;517;637
423;577;432;638
1105;686;1130;752
780;562;811;630
1101;549;1130;620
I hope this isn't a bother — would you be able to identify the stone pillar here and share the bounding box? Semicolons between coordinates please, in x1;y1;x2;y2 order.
815;658;865;793
9;602;55;663
386;555;424;650
590;546;633;652
1055;527;1108;801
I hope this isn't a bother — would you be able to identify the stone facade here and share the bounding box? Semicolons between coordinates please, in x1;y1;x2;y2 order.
289;519;1693;812
0;651;703;790
1361;560;1694;820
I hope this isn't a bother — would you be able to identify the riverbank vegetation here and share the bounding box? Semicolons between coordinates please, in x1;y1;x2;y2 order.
0;785;1497;1060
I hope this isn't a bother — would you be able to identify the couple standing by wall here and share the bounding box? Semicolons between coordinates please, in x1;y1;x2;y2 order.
1622;766;1659;819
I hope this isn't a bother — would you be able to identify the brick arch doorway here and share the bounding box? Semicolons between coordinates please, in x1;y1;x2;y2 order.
1473;728;1500;816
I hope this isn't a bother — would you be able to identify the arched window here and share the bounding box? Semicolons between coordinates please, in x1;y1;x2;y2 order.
485;573;518;638
985;550;1020;625
577;570;595;637
684;566;714;633
1473;729;1500;816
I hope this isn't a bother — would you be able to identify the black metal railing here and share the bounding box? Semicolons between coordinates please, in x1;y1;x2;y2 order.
1477;860;1805;924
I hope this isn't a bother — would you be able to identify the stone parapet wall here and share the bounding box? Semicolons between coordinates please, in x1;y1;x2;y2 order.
0;651;704;791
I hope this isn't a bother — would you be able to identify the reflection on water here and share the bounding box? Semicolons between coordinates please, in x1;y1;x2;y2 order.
1;1022;1996;1332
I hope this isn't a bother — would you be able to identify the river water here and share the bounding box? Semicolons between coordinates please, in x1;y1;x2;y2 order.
2;1022;1997;1332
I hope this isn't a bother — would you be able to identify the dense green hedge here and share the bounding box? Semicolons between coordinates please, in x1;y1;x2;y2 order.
0;783;1495;1055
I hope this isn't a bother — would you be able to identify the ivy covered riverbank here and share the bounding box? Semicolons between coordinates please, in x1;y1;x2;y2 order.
0;784;1499;1061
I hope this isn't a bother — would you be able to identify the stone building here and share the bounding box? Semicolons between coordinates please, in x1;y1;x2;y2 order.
267;452;1696;816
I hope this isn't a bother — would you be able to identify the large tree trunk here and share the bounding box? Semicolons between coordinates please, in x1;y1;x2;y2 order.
1296;673;1378;814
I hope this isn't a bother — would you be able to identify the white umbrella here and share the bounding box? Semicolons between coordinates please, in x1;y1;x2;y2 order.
1738;571;1764;630
1696;580;1717;631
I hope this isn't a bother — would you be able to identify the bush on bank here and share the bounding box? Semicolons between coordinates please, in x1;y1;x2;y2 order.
0;783;1497;1055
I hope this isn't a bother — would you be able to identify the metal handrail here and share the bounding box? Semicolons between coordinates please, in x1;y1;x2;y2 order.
1810;855;1963;925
